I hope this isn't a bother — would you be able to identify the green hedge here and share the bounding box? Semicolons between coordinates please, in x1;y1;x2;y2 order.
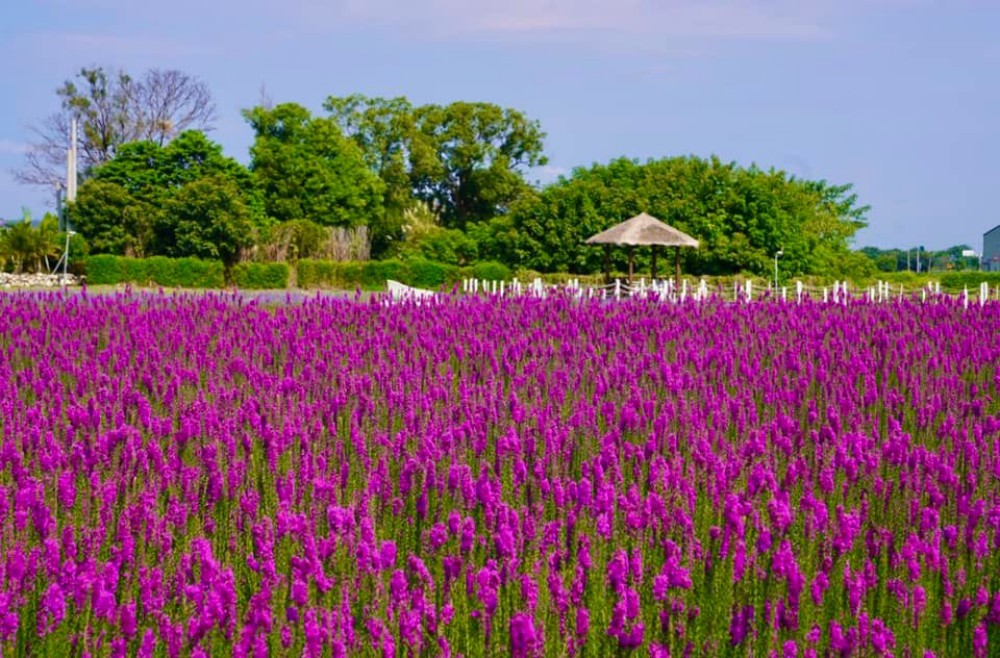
82;255;225;288
939;271;1000;290
297;258;474;290
83;255;126;285
232;262;290;289
470;261;512;283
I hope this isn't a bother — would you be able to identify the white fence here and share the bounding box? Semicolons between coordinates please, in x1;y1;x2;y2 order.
456;277;1000;307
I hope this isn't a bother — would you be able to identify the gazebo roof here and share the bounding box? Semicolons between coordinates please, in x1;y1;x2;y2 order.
585;212;699;248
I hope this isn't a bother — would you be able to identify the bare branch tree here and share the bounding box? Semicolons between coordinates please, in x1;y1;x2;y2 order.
14;66;217;188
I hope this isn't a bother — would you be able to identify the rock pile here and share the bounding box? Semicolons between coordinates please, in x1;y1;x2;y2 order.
0;272;81;288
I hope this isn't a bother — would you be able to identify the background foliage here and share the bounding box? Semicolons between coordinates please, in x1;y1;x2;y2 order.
14;65;984;283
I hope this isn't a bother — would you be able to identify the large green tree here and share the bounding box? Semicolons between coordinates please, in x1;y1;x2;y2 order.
68;131;262;261
324;95;419;256
325;95;547;247
156;176;255;268
410;102;547;230
243;103;384;229
68;180;155;256
497;156;869;277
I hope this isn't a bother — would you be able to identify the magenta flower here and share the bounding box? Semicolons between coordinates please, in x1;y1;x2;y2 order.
510;612;539;657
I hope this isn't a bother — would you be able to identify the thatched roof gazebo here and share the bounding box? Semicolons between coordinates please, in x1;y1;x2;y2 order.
585;212;699;284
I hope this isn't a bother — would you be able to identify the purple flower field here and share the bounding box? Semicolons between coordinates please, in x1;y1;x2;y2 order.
1;291;999;657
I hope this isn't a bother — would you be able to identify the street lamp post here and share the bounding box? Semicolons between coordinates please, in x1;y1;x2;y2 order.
774;249;783;291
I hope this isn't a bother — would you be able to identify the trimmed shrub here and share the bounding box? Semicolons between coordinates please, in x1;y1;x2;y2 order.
83;255;125;285
939;271;1000;291
471;261;512;282
121;258;149;285
296;258;467;290
405;258;460;289
172;258;225;288
361;260;407;288
296;260;353;289
144;256;176;286
232;262;290;289
82;255;225;288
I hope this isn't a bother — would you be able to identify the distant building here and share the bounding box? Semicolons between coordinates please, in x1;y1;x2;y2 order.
986;225;1000;271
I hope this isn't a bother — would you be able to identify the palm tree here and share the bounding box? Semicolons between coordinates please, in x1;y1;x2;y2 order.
0;210;62;273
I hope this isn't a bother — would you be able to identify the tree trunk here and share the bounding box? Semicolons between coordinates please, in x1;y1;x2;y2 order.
628;246;634;285
675;248;681;286
651;245;658;280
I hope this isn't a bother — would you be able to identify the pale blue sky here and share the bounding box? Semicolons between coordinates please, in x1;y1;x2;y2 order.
1;0;997;249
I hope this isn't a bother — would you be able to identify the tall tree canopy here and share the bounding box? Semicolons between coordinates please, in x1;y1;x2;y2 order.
497;156;870;277
243;103;384;230
18;67;216;188
325;95;547;239
68;131;261;262
157;176;255;268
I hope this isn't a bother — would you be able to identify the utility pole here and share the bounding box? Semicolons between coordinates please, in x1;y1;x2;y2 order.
67;118;77;203
56;118;79;283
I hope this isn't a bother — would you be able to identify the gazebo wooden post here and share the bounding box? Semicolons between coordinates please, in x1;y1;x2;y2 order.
583;213;699;290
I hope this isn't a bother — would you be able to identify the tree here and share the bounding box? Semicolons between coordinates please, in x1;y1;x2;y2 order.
67;131;260;258
324;95;548;247
244;103;384;228
156;177;254;268
324;95;415;212
67;180;156;256
324;95;418;256
409;102;547;230
502;156;869;276
0;211;63;273
18;66;216;188
94;130;260;209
